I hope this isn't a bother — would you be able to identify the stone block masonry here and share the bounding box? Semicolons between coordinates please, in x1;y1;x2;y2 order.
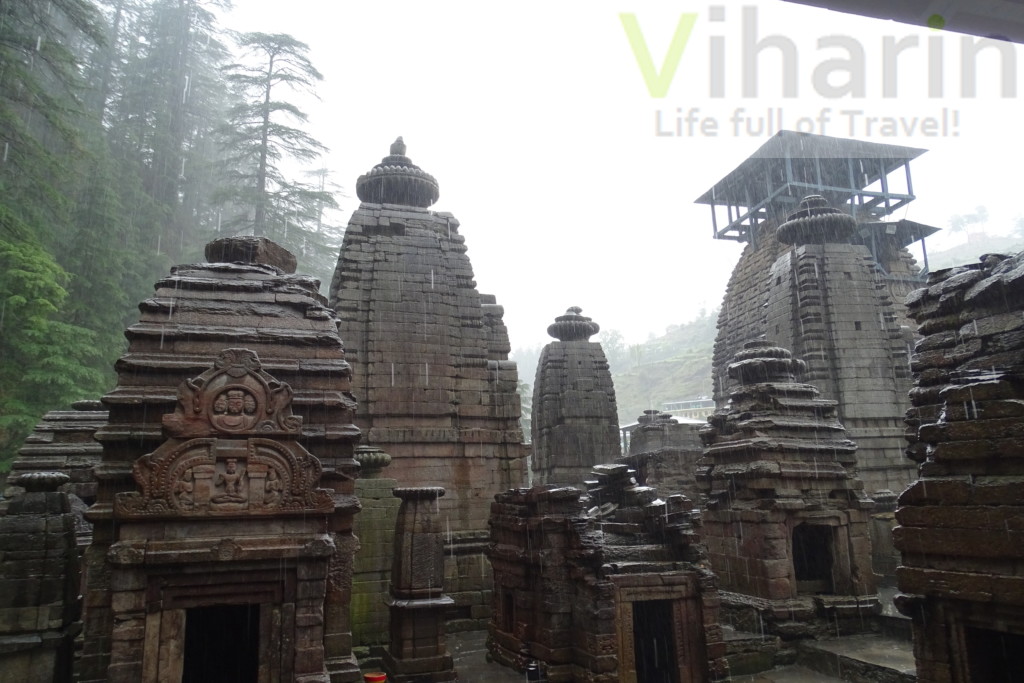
896;251;1024;683
329;139;526;641
532;307;621;487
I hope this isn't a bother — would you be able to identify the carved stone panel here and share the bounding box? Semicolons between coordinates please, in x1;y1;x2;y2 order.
114;349;331;518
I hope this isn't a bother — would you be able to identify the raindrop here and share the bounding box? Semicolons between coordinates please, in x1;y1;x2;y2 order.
2;142;7;162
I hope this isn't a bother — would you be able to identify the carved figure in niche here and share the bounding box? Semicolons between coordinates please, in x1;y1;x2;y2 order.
213;458;247;503
265;469;283;507
211;388;258;431
173;468;195;508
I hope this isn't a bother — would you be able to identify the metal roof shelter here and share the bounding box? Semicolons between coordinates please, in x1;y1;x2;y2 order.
695;131;928;244
781;0;1024;44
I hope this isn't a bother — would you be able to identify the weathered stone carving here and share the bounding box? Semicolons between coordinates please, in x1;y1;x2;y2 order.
79;237;362;683
114;349;331;518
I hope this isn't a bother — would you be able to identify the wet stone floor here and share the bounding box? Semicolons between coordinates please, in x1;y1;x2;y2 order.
441;628;915;682
444;630;852;682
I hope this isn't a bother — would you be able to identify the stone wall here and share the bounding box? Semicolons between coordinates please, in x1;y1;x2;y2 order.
896;251;1024;682
0;473;80;683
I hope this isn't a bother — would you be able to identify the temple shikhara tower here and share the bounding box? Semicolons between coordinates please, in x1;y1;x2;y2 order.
531;307;621;486
698;132;935;500
328;138;526;636
78;237;363;683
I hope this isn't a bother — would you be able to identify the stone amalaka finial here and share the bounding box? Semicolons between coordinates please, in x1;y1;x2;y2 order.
776;195;857;245
204;236;297;273
547;306;600;341
356;137;440;208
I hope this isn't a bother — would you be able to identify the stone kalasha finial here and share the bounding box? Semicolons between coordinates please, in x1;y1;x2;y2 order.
728;339;806;385
205;236;297;273
775;194;857;245
547;306;600;341
356;137;440;208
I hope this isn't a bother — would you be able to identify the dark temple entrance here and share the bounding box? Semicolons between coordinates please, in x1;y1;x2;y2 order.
793;524;834;594
183;604;260;683
966;626;1024;682
633;600;680;683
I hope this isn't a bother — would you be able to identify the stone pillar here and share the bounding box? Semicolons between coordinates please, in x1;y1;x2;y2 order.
531;307;621;486
351;446;400;651
382;487;455;682
0;472;80;683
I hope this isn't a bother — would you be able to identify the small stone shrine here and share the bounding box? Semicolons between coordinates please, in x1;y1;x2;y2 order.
78;237;362;683
328;138;526;635
0;472;81;683
896;251;1024;682
532;307;621;486
697;340;878;637
488;464;728;682
7;400;107;506
382;487;456;682
619;410;704;504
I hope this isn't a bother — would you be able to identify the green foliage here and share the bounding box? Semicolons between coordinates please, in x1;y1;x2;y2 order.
0;0;342;468
607;311;718;425
215;32;342;286
0;226;104;469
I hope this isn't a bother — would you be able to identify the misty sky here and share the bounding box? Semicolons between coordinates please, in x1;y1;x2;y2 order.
225;0;1021;350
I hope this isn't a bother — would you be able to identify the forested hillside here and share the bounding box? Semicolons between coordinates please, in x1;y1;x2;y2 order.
0;0;342;468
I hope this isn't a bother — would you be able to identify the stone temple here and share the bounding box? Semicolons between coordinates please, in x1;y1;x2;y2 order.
76;237;363;682
698;132;935;500
531;307;621;486
327;138;526;642
7;125;1024;683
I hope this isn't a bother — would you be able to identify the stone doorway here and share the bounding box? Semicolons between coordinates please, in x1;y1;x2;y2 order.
632;600;680;683
965;626;1024;682
793;524;834;595
183;604;260;683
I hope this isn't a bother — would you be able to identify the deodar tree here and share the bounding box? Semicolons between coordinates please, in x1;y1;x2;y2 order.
216;32;340;285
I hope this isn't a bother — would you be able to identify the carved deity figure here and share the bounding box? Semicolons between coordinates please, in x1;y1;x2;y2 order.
212;458;246;503
265;469;283;506
211;388;258;431
173;468;194;508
